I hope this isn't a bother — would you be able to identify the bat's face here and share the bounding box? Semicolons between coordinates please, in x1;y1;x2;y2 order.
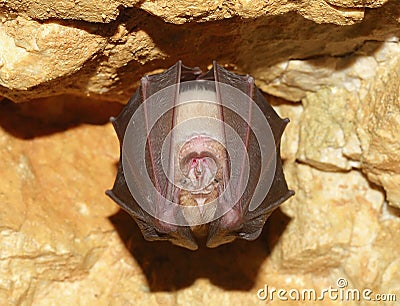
106;61;294;250
177;135;226;236
178;136;221;194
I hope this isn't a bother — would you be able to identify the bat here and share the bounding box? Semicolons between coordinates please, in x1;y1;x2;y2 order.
106;61;294;250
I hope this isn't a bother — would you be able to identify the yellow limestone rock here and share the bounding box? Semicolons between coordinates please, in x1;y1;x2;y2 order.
0;16;107;91
357;42;400;208
0;2;398;103
0;97;121;304
295;42;400;208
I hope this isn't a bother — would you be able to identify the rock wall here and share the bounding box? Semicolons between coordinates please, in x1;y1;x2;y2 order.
0;0;399;305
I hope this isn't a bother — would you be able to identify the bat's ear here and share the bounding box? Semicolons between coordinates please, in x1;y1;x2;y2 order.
106;189;199;250
205;205;272;248
137;217;199;251
206;224;237;248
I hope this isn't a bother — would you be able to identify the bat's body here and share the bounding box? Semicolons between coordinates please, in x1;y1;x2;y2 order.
106;61;294;250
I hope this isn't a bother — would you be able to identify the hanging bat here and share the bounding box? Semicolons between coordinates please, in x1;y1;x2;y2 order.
106;61;294;250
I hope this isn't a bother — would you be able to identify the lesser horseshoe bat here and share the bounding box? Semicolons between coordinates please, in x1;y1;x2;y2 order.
106;61;294;250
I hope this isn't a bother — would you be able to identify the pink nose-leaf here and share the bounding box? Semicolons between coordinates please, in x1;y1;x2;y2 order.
187;156;216;190
178;136;225;192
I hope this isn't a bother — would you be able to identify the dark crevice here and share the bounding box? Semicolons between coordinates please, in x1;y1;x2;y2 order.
0;96;123;139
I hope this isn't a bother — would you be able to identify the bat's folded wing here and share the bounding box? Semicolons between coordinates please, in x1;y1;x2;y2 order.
205;63;294;248
106;61;203;250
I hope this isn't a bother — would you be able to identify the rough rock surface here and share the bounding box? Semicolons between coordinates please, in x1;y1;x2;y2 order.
0;0;388;24
295;41;400;207
0;0;399;305
0;1;398;102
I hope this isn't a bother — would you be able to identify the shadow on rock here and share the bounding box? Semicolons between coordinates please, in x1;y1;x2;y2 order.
109;207;291;291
